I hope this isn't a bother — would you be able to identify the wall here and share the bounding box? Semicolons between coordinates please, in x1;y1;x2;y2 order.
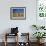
0;0;36;42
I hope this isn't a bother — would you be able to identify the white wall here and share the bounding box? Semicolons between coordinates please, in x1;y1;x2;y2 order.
0;0;36;42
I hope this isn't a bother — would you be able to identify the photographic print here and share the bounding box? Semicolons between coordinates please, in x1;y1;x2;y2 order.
10;7;26;20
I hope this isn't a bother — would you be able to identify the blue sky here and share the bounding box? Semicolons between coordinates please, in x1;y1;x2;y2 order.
13;9;24;13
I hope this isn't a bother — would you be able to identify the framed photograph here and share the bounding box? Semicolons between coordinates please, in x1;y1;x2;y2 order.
36;0;46;26
10;7;26;20
37;0;46;18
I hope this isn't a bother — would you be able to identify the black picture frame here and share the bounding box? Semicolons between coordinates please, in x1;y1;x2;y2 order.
10;7;26;20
